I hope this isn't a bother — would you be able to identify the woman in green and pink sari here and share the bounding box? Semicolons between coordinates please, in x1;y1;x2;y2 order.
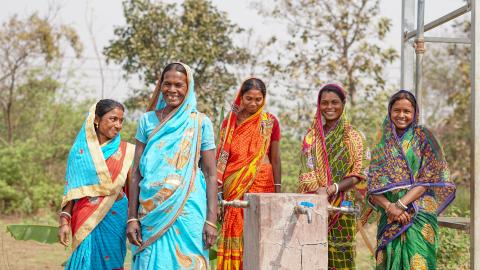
368;90;456;270
298;84;370;270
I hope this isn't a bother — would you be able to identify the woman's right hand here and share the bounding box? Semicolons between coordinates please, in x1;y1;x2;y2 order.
386;204;404;223
58;224;71;246
126;221;142;246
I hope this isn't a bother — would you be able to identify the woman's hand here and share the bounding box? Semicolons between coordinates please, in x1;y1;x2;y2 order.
126;221;143;246
386;203;405;223
325;184;336;196
58;224;71;246
203;222;218;249
395;211;412;225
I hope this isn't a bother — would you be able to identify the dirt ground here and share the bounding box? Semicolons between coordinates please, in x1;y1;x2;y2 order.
1;215;375;269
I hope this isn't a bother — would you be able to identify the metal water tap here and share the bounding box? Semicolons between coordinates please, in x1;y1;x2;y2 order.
294;201;314;224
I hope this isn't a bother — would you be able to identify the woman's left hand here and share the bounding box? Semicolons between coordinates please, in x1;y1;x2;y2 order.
395;211;412;225
203;223;218;249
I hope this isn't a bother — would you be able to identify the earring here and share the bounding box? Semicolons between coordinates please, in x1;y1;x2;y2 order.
94;123;99;129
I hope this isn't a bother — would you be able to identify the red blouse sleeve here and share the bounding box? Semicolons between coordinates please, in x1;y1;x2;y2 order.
270;114;281;141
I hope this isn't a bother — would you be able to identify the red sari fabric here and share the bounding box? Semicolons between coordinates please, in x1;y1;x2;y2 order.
71;141;128;237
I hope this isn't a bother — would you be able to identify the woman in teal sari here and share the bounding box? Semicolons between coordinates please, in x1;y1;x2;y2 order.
58;99;135;269
368;90;456;270
127;62;218;269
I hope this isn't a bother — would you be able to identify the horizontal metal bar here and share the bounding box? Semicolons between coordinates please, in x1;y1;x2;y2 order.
221;200;249;208
405;3;471;41
424;36;471;44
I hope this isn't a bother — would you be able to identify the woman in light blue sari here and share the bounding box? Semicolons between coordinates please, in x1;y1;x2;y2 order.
127;62;218;269
58;99;135;269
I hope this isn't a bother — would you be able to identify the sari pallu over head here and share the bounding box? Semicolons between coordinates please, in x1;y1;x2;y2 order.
298;84;370;230
133;62;204;255
62;102;134;249
216;78;274;201
367;90;456;253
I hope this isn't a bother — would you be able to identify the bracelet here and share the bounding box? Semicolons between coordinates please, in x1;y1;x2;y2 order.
59;223;70;228
274;183;281;186
60;211;72;219
127;218;139;224
333;183;339;195
205;220;217;229
396;199;408;210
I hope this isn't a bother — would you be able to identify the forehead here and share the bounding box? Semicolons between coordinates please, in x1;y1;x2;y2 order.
320;91;342;100
391;98;414;109
163;70;188;83
243;89;263;97
102;107;124;117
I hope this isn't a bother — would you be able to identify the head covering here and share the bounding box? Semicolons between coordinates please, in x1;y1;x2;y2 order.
216;77;273;198
62;102;131;207
299;83;370;230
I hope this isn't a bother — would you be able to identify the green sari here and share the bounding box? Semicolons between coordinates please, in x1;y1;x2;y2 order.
368;90;456;270
299;84;370;270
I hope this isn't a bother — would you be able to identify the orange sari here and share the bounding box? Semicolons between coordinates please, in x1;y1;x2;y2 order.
216;83;275;270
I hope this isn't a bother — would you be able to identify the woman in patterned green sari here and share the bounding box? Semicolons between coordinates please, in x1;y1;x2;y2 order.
299;84;370;270
368;90;456;270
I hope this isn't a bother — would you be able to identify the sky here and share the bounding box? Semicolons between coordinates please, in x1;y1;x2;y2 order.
1;0;468;102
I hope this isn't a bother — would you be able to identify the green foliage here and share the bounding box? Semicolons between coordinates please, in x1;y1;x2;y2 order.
104;0;250;120
0;70;88;213
6;224;59;244
280;134;302;193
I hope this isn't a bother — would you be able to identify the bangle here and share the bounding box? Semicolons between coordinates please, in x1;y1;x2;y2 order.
333;183;339;195
274;183;281;186
59;223;70;228
205;220;217;229
127;218;139;224
396;199;408;210
60;211;72;219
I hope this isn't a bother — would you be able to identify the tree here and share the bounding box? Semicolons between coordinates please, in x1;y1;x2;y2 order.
0;13;82;145
104;0;250;118
257;0;397;134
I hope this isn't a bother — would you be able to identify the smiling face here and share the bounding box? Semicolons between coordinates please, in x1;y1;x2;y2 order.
390;98;415;133
240;88;264;114
319;91;344;123
161;70;188;109
95;107;124;141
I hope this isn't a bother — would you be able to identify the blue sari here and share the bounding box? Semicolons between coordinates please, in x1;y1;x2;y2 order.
62;103;134;270
132;62;215;270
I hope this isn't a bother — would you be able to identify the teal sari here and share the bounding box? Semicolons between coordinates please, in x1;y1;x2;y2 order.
132;62;214;270
63;102;134;269
367;90;455;270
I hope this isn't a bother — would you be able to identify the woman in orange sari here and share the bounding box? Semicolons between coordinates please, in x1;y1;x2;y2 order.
216;78;281;270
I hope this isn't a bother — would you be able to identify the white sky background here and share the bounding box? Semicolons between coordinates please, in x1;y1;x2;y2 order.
0;0;467;103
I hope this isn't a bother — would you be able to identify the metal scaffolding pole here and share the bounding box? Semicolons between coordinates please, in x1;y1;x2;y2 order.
401;0;415;90
471;0;480;268
401;0;477;268
414;0;425;124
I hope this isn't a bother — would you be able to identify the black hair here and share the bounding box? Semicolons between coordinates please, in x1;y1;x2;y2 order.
160;63;187;83
319;85;346;104
95;99;125;118
240;78;267;97
388;90;417;113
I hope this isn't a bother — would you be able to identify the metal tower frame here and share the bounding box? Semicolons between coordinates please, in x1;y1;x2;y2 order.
401;0;478;268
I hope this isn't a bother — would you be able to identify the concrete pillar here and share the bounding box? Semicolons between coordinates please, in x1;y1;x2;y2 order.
243;193;329;270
